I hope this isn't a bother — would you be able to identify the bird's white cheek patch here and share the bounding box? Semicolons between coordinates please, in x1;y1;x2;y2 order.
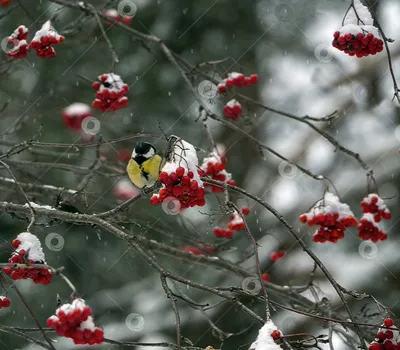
143;148;155;158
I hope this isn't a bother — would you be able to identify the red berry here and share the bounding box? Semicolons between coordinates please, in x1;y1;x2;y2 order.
261;273;270;282
249;74;258;84
241;207;250;215
384;318;394;327
176;167;185;178
218;84;227;93
271;330;281;340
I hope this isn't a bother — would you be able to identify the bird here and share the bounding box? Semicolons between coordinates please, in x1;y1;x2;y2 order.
126;142;164;189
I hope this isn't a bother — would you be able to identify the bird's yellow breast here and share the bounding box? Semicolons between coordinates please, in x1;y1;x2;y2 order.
127;155;163;189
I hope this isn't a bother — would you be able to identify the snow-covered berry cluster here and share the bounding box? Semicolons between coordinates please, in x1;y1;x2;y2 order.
5;25;29;59
199;149;236;192
358;194;391;242
103;9;132;26
217;72;258;93
62;103;92;132
361;194;391;221
249;320;282;350
46;299;104;345
224;99;242;120
92;73;129;112
150;138;206;209
332;30;383;57
28;20;64;58
2;232;52;285
113;178;140;200
332;0;383;58
0;296;10;309
358;214;387;242
270;251;285;262
228;209;247;230
213;207;250;239
369;318;400;350
299;192;358;243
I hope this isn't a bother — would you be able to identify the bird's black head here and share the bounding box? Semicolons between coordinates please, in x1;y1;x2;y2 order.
132;142;156;164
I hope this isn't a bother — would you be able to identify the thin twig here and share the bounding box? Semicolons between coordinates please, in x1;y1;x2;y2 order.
0;160;36;231
160;276;181;349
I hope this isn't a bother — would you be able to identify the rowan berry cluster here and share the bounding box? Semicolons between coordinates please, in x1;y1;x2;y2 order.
0;296;10;309
199;150;236;192
213;207;250;238
333;0;384;58
358;194;391;242
150;167;206;208
217;72;258;93
178;245;216;255
47;299;104;345
332;30;384;57
299;192;358;243
0;0;11;6
2;232;52;285
369;318;400;350
104;9;133;25
113;178;140;200
270;251;285;262
62;103;92;132
5;25;29;59
28;20;64;58
92;73;129;112
224;99;242;120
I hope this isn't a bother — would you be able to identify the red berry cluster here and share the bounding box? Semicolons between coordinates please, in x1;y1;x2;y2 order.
224;99;242;120
271;330;281;340
28;21;64;58
270;251;285;262
213;227;233;238
369;318;400;350
358;214;387;242
299;193;358;243
150;167;206;209
2;238;52;285
199;152;236;193
113;178;139;200
62;103;92;132
6;25;29;59
358;194;391;242
104;9;132;26
361;194;391;222
0;0;11;6
332;30;384;57
300;212;358;243
0;296;10;309
46;299;104;345
217;72;258;93
92;73;129;112
117;149;132;162
179;245;216;255
213;207;250;239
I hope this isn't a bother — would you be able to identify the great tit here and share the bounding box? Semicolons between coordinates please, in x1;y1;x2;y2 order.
127;142;164;189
